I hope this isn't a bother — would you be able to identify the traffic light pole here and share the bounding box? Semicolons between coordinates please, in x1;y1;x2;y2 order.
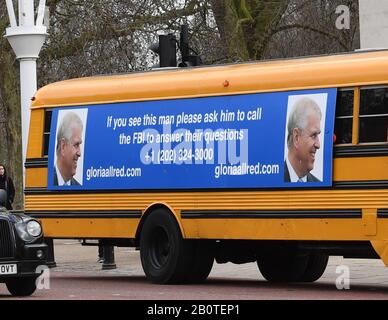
179;25;202;67
180;25;190;59
149;34;177;68
149;25;202;69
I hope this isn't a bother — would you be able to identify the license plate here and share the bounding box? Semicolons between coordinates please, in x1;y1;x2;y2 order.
0;264;17;275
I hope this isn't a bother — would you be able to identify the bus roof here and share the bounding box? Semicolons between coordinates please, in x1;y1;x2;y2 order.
32;50;388;109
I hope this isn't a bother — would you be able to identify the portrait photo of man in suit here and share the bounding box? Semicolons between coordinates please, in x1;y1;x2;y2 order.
54;110;85;186
284;96;323;183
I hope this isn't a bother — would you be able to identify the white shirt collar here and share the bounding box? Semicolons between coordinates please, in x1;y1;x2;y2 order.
55;165;70;186
286;157;307;182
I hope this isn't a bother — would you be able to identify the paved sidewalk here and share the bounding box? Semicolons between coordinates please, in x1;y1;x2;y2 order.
51;240;388;286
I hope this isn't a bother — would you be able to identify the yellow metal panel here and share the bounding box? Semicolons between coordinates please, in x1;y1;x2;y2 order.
25;168;47;187
31;51;388;109
352;87;360;145
25;185;388;243
35;213;388;243
334;157;388;181
38;218;139;238
371;240;388;266
27;109;44;158
362;208;377;236
182;219;366;241
25;189;388;212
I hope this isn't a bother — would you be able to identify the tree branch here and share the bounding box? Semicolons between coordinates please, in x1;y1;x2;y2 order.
274;23;350;51
41;1;204;60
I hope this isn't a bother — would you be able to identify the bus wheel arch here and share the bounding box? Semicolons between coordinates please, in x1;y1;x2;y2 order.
136;203;184;246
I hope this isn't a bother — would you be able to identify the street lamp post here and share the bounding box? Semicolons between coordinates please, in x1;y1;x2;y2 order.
5;0;48;185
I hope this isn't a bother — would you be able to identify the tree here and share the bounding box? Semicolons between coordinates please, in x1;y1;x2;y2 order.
266;0;359;58
210;0;290;62
0;3;22;209
210;0;359;62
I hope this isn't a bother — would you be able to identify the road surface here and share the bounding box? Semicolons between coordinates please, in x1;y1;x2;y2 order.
1;240;388;300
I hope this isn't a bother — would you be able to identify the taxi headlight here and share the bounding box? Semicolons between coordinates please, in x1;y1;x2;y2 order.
26;220;42;237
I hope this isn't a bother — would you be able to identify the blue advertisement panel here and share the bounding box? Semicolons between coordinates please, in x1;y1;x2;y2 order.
47;88;337;190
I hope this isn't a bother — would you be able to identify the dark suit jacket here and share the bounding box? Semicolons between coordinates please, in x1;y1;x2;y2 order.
53;168;81;186
284;161;320;183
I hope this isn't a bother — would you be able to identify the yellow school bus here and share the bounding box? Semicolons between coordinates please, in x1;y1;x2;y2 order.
25;49;388;284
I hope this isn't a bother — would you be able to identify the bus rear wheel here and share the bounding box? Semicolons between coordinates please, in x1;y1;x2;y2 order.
140;209;192;284
300;253;329;282
185;241;214;283
257;250;309;283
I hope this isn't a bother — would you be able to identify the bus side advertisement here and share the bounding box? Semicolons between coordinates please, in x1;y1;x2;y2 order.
47;88;337;190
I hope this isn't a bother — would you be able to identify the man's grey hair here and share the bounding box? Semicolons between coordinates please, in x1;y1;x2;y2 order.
56;111;83;157
287;97;322;148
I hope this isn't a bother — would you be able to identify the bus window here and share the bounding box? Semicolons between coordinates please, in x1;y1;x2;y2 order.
334;89;354;144
359;87;388;143
42;110;52;157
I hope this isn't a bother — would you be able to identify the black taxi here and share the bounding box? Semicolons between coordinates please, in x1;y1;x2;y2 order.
0;190;47;296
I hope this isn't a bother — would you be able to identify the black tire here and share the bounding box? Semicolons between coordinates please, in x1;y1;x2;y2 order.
300;253;329;282
257;248;309;283
140;209;192;284
6;277;37;296
185;241;214;283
